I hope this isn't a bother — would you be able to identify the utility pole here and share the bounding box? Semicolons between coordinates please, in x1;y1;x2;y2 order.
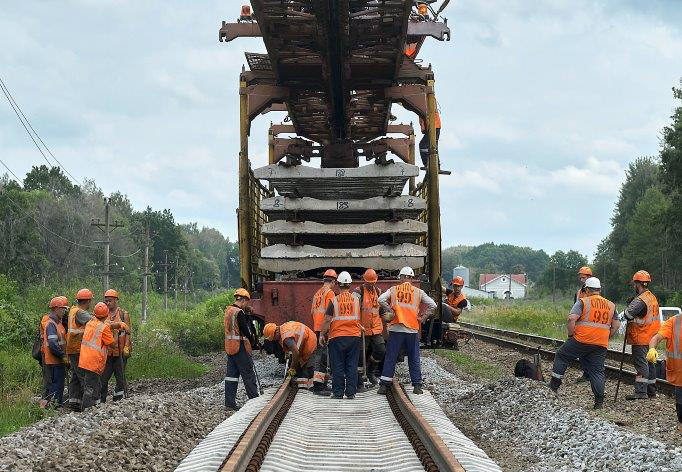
552;264;556;303
142;222;150;323
174;255;179;308
160;250;170;312
91;197;124;291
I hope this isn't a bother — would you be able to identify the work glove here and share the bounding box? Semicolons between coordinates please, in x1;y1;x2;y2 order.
382;311;395;322
646;347;658;363
123;345;131;358
119;322;128;332
63;355;70;367
287;367;297;378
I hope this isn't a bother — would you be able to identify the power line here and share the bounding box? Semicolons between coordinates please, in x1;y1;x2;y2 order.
0;76;81;185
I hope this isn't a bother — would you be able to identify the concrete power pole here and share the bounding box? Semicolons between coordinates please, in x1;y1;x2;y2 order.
142;222;150;323
160;250;169;312
91;197;124;291
174;255;179;308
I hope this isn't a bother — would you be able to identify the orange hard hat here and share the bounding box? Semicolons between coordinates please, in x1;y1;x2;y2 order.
93;302;109;318
363;268;378;283
104;289;119;299
323;269;337;279
49;296;69;309
263;323;277;341
578;266;592;276
76;288;93;301
632;270;651;283
417;3;428;15
235;288;251;300
452;276;464;286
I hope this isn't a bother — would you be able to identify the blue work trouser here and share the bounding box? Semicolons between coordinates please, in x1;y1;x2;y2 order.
328;336;360;397
225;341;259;407
550;337;606;401
380;331;422;386
44;364;65;407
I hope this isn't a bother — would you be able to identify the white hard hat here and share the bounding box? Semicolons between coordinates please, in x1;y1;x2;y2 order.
337;271;352;285
584;277;601;289
399;266;415;277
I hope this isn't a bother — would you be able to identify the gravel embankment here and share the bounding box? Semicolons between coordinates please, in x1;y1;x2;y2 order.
409;352;682;472
0;352;283;472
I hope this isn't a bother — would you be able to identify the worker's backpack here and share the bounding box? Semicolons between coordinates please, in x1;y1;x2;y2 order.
31;329;43;363
514;356;544;381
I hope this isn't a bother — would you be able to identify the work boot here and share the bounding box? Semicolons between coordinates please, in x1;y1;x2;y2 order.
331;394;343;399
377;384;388;395
346;394;355;399
356;383;368;393
625;393;648;401
593;399;604;410
413;385;424;395
225;404;239;411
648;393;657;398
313;388;332;397
367;372;378;385
548;377;561;393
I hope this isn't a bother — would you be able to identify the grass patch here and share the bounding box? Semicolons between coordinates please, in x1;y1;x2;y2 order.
0;390;47;437
435;349;504;380
126;330;208;381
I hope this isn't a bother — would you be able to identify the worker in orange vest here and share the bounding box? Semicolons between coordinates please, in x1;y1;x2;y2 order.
79;302;122;410
575;266;593;384
309;268;337;396
623;270;661;400
320;271;362;399
443;276;468;350
377;267;437;395
354;268;385;386
65;288;94;411
647;312;682;432
40;296;69;408
549;277;619;409
224;288;260;410
100;289;132;403
263;321;317;388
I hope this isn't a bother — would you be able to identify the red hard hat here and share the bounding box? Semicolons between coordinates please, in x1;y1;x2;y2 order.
104;289;119;299
632;270;651;283
452;276;464;286
323;269;337;279
578;266;592;276
76;288;93;301
93;302;109;318
49;296;69;309
363;268;378;283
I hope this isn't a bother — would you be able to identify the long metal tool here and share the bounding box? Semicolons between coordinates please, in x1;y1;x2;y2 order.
614;321;628;402
361;330;368;384
253;353;264;395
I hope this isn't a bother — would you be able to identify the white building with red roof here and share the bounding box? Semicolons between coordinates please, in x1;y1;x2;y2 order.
479;273;527;299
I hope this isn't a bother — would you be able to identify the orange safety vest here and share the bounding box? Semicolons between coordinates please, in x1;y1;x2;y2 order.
42;316;66;365
573;295;615;349
66;306;87;355
224;305;252;356
388;282;422;331
405;43;418;60
106;307;131;357
311;285;335;332
360;285;383;335
665;314;682;387
626;290;660;345
419;112;441;132
329;291;361;340
279;321;317;364
447;292;466;308
79;318;113;375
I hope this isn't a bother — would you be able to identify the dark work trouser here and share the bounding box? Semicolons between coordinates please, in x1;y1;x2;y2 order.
418;128;441;168
82;369;101;410
311;331;328;388
100;356;127;403
550;337;607;401
676;387;682;424
632;344;657;395
44;364;65;407
358;334;386;383
381;331;422;386
328;336;361;397
225;342;259;407
68;353;85;410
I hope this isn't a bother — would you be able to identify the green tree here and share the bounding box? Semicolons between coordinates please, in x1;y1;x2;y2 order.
23;165;80;198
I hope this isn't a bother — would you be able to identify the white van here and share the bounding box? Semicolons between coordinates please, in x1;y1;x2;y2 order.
659;306;682;323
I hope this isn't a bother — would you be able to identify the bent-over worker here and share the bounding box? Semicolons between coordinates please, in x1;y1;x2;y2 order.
263;321;317;388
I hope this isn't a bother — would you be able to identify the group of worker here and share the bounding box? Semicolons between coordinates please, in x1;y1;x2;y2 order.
549;266;682;429
224;265;452;407
39;288;132;411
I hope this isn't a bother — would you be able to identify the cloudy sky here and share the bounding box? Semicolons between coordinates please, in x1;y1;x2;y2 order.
1;1;680;259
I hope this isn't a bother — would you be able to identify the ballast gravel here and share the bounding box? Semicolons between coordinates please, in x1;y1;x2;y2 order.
0;353;284;472
408;355;682;472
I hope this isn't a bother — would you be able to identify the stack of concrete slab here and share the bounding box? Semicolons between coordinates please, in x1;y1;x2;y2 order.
255;163;427;272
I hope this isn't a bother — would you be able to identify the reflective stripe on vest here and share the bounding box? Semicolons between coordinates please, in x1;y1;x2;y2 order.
668;315;682;360
391;283;419;312
81;321;108;355
633;291;658;325
331;294;360;322
575;297;612;330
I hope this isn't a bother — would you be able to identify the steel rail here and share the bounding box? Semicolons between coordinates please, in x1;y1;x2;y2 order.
461;323;675;396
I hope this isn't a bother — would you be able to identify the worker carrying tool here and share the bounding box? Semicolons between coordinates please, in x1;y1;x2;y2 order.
224;288;260;410
549;277;619;409
623;270;660;400
79;302;121;410
575;266;593;384
444;276;468;350
263;321;317;388
100;289;132;403
309;268;337;396
646;311;682;432
377;267;437;395
65;289;94;411
320;271;362;399
40;296;69;409
354;268;386;387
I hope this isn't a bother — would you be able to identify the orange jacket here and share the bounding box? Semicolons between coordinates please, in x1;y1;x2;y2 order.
359;285;383;335
329;291;361;340
225;305;252;356
279;321;317;365
66;306;87;354
626;290;660;345
42;316;66;365
106;307;131;357
79;318;115;375
312;285;335;332
660;315;682;386
387;282;422;331
419;112;441;133
573;295;615;348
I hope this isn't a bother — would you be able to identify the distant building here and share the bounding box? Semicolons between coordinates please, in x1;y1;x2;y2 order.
462;286;493;299
452;265;470;287
479;274;527;299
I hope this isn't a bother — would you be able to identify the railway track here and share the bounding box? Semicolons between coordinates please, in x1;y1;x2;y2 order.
176;378;501;472
460;321;674;396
